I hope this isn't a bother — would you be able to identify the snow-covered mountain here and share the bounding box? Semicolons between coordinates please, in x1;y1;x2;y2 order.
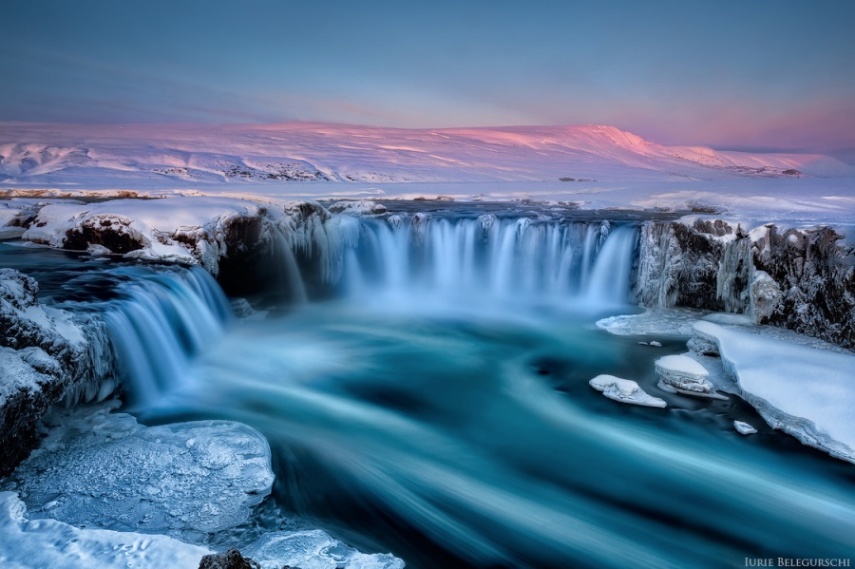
1;122;850;188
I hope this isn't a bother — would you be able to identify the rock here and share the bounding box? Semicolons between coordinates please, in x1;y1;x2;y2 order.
199;548;262;569
0;269;114;476
734;420;758;435
589;374;667;408
635;219;855;351
654;355;727;400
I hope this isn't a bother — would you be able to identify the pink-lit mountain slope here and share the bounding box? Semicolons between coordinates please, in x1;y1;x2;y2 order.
0;122;850;188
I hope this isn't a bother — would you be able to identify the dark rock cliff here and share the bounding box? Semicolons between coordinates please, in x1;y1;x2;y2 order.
635;219;855;350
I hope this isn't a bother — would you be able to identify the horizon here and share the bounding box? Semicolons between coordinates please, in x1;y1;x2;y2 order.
2;1;854;159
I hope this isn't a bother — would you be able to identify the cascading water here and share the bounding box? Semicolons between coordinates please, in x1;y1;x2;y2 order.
96;266;232;407
287;214;638;306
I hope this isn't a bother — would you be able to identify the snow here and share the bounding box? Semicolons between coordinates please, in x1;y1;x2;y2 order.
0;491;211;569
0;122;853;227
692;321;855;463
21;196;265;270
4;401;274;535
734;421;758;435
588;374;667;408
654;354;727;400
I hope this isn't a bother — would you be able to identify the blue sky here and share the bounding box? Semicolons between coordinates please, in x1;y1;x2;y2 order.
1;0;853;154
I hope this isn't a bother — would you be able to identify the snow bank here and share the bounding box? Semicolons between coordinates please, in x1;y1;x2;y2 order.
588;374;667;408
0;492;211;569
5;402;274;534
693;321;855;463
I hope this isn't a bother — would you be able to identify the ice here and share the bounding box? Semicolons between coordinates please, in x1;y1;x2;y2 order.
734;421;758;435
4;402;274;535
244;529;405;569
588;374;667;408
0;491;211;569
692;321;855;463
654;354;727;400
596;308;705;337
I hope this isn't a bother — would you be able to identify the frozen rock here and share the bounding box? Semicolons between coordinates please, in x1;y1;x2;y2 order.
5;402;274;535
588;374;667;408
648;341;662;347
734;421;758;435
0;491;211;569
0;269;114;475
199;548;261;569
244;528;406;569
654;354;727;400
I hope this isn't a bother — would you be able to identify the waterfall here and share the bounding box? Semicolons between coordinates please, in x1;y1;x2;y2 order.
98;266;232;407
282;214;638;306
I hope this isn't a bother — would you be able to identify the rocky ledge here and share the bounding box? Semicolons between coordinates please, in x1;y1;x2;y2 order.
636;218;855;350
0;268;115;475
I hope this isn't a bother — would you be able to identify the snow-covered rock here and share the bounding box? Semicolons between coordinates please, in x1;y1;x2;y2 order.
734;421;758;435
4;402;274;535
654;354;727;400
588;374;667;408
692;320;855;464
0;491;211;569
21;197;268;275
0;269;115;475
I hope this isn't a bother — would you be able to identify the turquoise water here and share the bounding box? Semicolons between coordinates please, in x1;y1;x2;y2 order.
4;219;855;569
136;298;855;569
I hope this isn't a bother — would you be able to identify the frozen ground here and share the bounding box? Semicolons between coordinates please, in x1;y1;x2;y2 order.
0;122;853;228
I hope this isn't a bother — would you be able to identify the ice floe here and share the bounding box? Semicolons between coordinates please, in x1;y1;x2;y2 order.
693;321;855;464
0;491;211;569
588;374;667;408
654;354;727;400
734;421;758;435
4;402;274;535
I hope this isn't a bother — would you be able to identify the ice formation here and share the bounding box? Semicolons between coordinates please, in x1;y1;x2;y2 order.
588;374;667;408
4;402;274;535
734;421;758;435
0;492;211;569
654;354;727;400
692;321;855;464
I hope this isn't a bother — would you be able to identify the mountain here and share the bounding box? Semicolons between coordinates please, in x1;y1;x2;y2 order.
0;122;851;188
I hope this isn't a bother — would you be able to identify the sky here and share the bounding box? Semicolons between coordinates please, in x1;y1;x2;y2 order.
1;0;854;157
